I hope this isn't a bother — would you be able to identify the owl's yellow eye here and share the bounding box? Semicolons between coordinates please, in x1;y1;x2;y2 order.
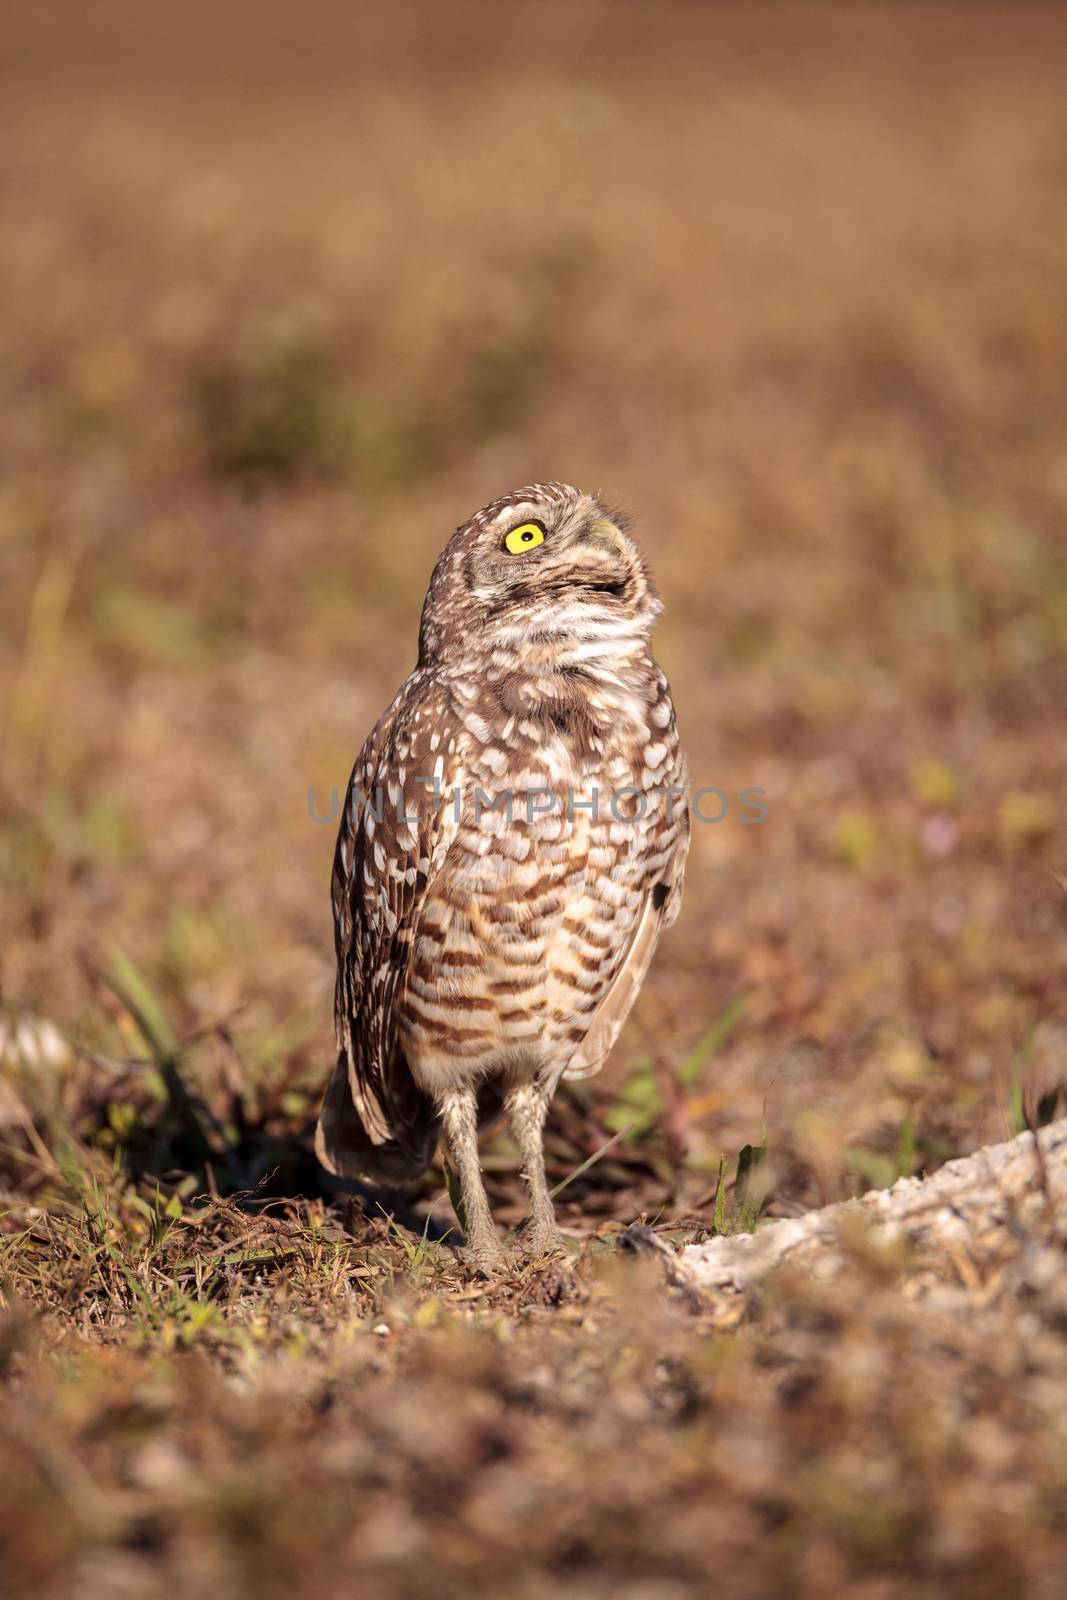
503;521;546;556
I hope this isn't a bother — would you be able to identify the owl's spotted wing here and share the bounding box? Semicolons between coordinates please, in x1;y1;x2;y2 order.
316;672;462;1184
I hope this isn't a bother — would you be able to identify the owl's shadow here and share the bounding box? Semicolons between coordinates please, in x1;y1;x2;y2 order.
318;1170;457;1244
113;1073;456;1243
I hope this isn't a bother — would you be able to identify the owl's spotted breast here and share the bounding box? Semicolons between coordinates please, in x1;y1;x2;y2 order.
396;688;686;1092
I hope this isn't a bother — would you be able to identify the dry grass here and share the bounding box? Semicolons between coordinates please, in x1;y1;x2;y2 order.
2;3;1067;1595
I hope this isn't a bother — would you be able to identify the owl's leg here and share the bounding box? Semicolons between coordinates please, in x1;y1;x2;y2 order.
506;1080;566;1259
438;1085;504;1273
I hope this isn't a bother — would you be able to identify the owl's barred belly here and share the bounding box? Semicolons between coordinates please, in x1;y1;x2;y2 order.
396;776;651;1097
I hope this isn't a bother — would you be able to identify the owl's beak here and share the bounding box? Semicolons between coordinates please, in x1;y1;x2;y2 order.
591;517;626;553
580;516;631;598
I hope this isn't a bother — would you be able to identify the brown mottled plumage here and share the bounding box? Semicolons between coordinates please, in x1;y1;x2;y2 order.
316;483;689;1270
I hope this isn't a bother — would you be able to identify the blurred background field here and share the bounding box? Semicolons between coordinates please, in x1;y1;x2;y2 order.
2;4;1067;1596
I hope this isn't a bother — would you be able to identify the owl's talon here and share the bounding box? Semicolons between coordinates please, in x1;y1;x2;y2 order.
522;1225;569;1261
460;1242;510;1277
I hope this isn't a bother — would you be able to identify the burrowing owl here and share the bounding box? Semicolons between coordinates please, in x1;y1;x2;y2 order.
316;483;689;1270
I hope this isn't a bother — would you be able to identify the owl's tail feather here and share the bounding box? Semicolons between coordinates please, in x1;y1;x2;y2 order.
315;1050;439;1191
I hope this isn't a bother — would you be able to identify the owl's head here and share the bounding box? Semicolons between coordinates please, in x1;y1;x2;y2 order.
418;482;661;665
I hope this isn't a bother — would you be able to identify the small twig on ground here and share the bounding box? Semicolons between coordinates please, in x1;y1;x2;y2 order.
549;1126;634;1201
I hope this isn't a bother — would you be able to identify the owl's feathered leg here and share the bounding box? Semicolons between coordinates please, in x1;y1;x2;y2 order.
439;1085;504;1273
506;1080;566;1260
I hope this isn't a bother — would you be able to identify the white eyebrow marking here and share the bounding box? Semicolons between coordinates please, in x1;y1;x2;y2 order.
487;502;541;531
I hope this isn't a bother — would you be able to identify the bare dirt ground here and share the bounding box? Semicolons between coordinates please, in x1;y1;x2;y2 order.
2;4;1066;1596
